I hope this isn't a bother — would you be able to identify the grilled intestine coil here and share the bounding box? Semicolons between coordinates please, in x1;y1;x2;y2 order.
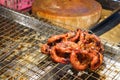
41;29;104;71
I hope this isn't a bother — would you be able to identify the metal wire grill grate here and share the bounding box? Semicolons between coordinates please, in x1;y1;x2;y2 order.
0;7;120;80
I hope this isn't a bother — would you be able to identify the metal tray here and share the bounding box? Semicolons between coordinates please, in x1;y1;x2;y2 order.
0;6;120;80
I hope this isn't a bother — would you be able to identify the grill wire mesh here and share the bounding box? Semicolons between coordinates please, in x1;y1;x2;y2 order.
0;8;120;80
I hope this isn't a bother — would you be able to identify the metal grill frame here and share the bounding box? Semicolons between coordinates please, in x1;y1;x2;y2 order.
0;6;120;54
0;6;120;80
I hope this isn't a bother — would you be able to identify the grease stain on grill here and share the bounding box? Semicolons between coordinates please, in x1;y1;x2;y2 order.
76;69;100;80
40;63;102;80
87;76;98;80
79;73;89;80
65;74;75;80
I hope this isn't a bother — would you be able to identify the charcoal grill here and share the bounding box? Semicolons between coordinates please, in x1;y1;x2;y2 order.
0;6;120;80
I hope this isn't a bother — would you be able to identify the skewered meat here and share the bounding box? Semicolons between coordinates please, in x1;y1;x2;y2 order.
41;29;104;71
